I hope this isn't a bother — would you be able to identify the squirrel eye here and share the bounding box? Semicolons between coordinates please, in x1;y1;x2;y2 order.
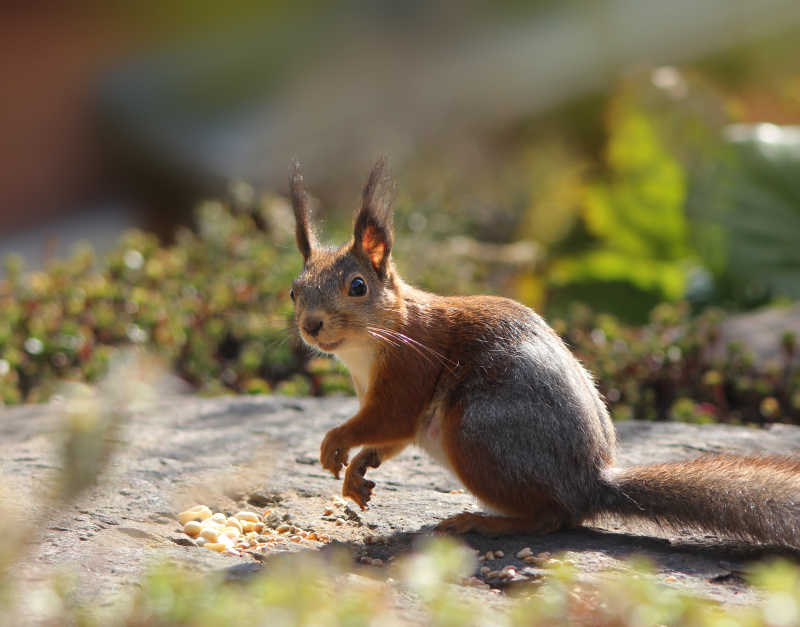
289;288;295;302
348;277;367;297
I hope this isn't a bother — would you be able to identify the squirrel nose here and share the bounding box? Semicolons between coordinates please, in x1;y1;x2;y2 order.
303;317;323;338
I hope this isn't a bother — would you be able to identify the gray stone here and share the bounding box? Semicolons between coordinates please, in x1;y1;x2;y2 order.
2;394;800;619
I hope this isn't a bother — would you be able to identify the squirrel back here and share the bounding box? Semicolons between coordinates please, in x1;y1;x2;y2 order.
289;158;800;548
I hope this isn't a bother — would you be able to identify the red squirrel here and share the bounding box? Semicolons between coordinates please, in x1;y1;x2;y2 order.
288;158;800;545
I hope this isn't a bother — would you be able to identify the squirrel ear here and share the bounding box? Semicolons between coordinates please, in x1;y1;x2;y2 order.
290;160;316;262
353;156;395;277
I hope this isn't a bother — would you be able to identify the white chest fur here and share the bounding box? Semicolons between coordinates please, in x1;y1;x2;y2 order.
334;345;375;404
335;344;457;477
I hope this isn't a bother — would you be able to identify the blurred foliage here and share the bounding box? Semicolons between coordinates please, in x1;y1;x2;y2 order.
557;301;799;425
3;32;800;421
0;194;351;405
689;135;800;309
392;36;800;322
1;197;798;425
552;92;691;307
7;536;800;626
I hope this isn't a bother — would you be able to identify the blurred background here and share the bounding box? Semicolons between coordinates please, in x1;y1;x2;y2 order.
1;1;800;422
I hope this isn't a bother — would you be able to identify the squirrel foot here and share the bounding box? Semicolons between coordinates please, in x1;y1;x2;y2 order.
435;512;565;536
342;470;376;510
320;427;351;479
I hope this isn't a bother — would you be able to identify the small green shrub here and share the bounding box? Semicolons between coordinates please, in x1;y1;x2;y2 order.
0;199;796;425
0;197;323;402
559;301;800;425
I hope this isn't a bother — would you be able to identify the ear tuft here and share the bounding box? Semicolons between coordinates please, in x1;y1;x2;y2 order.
290;160;316;262
353;156;395;277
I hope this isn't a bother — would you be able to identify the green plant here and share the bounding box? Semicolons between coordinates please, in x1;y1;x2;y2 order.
558;301;800;425
0;196;334;403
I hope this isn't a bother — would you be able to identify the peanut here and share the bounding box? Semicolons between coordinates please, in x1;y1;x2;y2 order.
222;527;241;540
199;527;221;542
225;517;243;533
178;506;212;525
234;511;260;523
183;521;203;538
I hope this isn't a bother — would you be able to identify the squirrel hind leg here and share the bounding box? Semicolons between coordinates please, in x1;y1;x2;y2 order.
435;509;568;536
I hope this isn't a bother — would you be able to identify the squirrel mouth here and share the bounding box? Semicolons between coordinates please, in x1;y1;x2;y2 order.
316;339;344;352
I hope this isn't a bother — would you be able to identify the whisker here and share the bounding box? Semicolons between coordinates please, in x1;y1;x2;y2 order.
367;325;459;374
372;328;437;368
391;329;460;368
367;328;406;352
369;325;459;368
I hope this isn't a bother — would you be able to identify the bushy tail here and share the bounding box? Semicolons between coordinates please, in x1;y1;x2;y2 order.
596;455;800;548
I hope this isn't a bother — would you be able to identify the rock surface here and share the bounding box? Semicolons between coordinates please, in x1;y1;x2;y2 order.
2;394;800;621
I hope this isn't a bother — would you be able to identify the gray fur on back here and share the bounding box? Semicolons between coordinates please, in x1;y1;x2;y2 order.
450;306;615;518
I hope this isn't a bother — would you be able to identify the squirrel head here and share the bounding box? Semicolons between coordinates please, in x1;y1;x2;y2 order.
289;157;401;355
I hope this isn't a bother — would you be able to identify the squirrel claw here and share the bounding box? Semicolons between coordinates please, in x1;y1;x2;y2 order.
320;429;350;479
343;472;375;510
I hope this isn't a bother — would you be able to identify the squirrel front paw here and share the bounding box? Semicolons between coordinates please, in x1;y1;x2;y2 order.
342;467;376;510
320;427;350;479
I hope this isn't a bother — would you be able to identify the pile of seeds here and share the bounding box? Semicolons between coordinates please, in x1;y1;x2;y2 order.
177;505;331;557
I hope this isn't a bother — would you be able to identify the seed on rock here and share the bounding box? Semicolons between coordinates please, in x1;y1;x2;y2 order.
183;521;203;538
223;527;240;540
516;547;533;559
226;517;243;532
204;542;226;552
178;506;212;525
276;524;291;534
494;550;504;558
234;511;260;523
199;528;221;542
211;512;227;523
523;556;538;564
